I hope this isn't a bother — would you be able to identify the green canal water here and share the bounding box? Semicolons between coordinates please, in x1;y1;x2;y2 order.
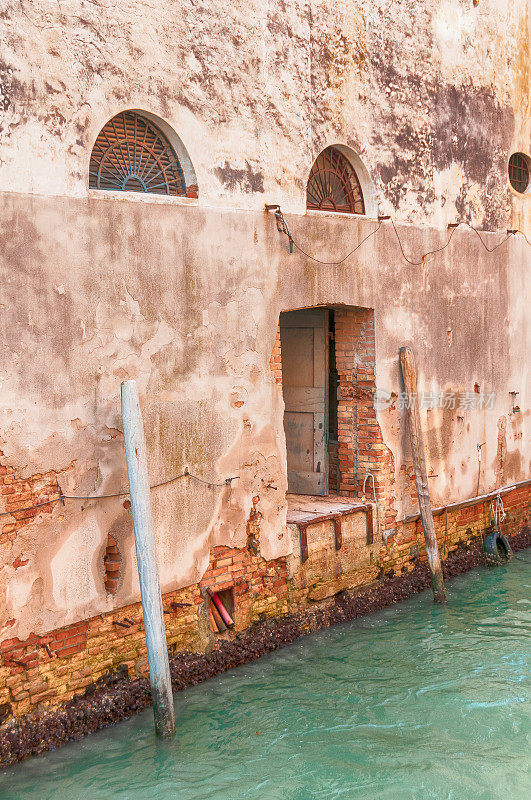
1;561;529;800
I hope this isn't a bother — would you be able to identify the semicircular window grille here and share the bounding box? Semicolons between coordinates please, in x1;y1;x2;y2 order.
89;111;188;196
508;152;530;194
306;146;365;214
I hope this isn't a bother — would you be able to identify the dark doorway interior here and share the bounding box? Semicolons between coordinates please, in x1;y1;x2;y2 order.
328;311;340;492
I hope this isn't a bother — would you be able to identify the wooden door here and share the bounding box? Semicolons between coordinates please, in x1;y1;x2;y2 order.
280;309;329;495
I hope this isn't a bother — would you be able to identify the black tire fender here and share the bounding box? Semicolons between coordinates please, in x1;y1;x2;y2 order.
484;527;513;565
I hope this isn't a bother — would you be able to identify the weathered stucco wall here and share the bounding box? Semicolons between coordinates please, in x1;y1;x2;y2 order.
0;0;529;645
0;194;528;642
0;0;529;228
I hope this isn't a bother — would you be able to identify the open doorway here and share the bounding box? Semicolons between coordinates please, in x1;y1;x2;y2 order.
274;305;379;500
280;308;337;495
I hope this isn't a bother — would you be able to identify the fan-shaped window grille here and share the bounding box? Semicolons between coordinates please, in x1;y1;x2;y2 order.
89;111;187;196
306;146;365;214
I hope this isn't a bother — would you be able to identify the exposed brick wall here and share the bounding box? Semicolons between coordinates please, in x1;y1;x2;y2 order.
335;307;370;495
0;452;62;546
1;484;527;726
269;323;283;388
200;544;288;631
334;308;396;530
328;439;340;492
379;484;531;576
103;534;121;595
0;537;288;720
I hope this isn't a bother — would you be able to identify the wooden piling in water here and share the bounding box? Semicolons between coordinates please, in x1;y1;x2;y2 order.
121;379;176;737
399;347;446;604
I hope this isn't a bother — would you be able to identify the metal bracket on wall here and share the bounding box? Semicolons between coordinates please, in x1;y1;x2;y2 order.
299;523;309;562
333;516;342;550
265;203;293;253
365;504;374;545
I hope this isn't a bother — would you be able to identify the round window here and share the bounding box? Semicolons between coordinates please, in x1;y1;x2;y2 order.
508;152;530;194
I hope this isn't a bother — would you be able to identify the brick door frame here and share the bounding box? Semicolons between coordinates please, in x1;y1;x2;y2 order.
270;306;395;524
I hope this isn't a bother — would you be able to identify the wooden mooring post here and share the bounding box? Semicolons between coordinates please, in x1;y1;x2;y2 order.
399;347;446;604
121;380;176;737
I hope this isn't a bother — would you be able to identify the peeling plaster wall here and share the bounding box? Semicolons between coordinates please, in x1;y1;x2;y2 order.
0;195;291;641
0;0;529;228
0;0;529;643
0;196;528;642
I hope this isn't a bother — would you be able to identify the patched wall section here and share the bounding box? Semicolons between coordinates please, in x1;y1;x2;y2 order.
334;308;397;538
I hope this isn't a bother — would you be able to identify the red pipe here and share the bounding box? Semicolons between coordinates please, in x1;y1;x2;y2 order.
209;590;234;628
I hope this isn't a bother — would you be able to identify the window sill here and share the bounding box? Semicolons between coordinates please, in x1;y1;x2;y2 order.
87;189;199;206
305;209;378;222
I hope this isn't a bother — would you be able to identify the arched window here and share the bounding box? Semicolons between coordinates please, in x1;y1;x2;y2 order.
306;146;365;214
89;111;195;197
